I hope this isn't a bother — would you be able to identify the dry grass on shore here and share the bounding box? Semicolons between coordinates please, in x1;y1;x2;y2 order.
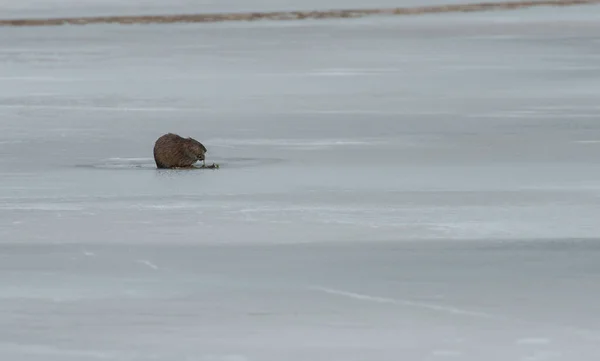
1;0;599;27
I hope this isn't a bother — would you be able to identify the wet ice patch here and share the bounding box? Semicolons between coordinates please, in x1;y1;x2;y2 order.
78;157;157;170
0;343;119;359
201;355;249;361
78;156;283;170
472;106;600;119
521;351;562;361
0;203;83;211
207;138;384;150
517;338;551;345
431;350;463;357
307;67;404;76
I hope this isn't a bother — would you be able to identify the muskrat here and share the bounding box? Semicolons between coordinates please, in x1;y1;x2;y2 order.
153;133;207;169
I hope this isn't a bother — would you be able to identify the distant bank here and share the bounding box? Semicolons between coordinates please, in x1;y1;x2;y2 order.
1;0;599;27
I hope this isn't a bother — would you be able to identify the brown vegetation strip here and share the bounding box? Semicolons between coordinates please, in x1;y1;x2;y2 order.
1;0;599;27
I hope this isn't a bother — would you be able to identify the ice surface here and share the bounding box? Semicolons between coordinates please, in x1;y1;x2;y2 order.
1;5;600;361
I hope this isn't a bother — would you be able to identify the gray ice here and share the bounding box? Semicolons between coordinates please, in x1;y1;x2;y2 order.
1;4;600;361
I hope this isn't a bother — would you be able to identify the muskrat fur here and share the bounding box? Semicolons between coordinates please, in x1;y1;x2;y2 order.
153;133;207;169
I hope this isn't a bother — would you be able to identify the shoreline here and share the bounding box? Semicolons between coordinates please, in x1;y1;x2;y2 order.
1;0;599;27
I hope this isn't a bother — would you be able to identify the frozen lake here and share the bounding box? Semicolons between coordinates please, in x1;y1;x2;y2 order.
2;5;600;360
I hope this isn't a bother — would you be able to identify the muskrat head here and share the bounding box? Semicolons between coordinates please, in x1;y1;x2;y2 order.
185;137;207;161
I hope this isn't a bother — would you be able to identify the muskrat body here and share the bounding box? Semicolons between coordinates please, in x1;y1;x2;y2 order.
153;133;207;169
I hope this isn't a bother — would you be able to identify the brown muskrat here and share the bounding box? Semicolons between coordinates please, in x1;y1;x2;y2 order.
153;133;207;169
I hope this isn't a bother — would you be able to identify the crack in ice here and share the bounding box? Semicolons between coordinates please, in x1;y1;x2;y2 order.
310;285;600;341
136;260;159;270
310;285;503;320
